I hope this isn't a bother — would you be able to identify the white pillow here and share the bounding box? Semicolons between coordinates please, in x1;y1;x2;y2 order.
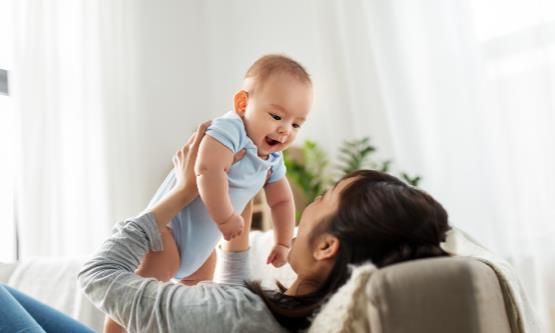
247;229;297;288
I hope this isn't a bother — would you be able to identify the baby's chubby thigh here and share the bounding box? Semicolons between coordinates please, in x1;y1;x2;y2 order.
135;225;181;282
179;249;217;286
172;197;224;279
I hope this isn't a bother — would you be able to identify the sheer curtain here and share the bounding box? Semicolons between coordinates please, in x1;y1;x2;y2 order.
11;0;140;258
358;0;555;331
7;0;554;329
0;0;16;262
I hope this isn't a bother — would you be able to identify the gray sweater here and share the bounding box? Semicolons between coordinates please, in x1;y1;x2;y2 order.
78;212;288;333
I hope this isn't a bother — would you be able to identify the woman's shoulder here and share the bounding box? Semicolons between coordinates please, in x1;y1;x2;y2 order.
166;283;287;332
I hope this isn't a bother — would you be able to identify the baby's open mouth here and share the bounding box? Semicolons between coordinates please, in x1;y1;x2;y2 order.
265;137;281;146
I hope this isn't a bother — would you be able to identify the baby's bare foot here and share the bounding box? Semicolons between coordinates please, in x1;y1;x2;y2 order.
218;214;244;241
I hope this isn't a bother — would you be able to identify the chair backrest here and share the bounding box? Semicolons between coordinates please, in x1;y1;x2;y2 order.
366;257;512;333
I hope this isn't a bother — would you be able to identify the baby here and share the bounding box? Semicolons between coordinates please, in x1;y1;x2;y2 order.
151;54;313;281
105;54;312;333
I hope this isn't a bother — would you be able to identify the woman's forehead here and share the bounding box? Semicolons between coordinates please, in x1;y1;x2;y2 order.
329;177;356;197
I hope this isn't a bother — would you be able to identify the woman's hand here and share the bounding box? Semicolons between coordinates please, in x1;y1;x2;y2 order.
173;121;211;196
150;121;211;229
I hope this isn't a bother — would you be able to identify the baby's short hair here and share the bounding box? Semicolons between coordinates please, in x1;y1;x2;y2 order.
244;54;311;94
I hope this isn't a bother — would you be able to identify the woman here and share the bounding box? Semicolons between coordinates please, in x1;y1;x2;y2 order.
0;123;450;332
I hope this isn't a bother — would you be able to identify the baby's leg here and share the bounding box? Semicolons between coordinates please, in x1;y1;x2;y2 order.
179;201;254;285
134;226;180;279
179;249;217;286
103;226;180;333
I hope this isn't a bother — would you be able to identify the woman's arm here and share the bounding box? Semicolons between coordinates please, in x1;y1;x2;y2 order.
149;123;209;228
78;123;209;330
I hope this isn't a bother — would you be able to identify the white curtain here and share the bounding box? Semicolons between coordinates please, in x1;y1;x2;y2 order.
0;0;16;262
356;0;555;331
8;0;554;330
11;0;141;258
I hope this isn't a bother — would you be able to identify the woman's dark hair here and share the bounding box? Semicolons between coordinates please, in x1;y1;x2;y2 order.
247;170;451;332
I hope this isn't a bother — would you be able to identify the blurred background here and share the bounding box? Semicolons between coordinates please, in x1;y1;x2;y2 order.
0;0;554;331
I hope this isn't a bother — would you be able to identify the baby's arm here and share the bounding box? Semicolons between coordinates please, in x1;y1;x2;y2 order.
196;135;244;240
264;177;295;267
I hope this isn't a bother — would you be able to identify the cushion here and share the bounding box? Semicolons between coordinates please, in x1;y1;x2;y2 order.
366;257;511;333
308;257;512;333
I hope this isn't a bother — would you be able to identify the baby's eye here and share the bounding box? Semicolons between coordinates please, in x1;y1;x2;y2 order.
269;113;282;121
292;123;301;129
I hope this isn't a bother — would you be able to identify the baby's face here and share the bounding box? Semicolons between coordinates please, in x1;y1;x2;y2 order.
240;73;313;158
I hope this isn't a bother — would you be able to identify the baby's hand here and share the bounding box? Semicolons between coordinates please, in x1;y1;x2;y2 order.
218;214;244;241
266;243;290;268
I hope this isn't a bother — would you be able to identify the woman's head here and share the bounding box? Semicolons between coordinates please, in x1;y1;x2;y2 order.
249;170;451;331
292;170;449;273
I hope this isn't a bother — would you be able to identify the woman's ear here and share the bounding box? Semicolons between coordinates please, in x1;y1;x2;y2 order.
233;90;249;116
313;234;339;261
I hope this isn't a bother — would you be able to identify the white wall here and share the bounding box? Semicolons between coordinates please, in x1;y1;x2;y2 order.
105;0;395;221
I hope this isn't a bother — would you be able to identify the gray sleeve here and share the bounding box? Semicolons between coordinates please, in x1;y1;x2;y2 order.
78;213;286;333
214;248;251;285
77;212;166;329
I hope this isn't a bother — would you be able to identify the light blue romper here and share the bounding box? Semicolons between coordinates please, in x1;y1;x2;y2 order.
148;111;285;279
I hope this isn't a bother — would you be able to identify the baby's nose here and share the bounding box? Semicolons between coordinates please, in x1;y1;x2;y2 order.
277;125;290;135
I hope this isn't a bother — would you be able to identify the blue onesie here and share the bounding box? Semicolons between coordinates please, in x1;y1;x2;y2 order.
148;111;286;279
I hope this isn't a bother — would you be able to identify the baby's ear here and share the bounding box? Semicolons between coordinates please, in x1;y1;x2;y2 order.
233;90;249;116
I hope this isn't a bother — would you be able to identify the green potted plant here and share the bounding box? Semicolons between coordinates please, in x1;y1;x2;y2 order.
284;137;420;220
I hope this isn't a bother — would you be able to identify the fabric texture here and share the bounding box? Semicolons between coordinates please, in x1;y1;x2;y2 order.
307;258;513;333
0;228;295;332
308;264;375;333
441;227;541;333
0;283;95;333
366;257;512;333
305;226;539;333
78;212;288;333
6;257;105;332
147;111;286;279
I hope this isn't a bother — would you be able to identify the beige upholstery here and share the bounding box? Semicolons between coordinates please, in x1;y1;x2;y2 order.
366;257;512;333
